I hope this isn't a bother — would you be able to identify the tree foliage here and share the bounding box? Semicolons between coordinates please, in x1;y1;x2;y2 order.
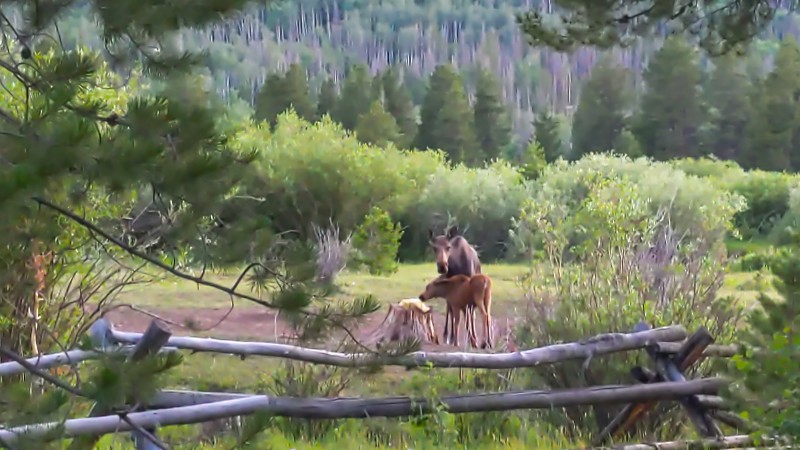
571;56;634;159
633;36;706;160
517;1;784;55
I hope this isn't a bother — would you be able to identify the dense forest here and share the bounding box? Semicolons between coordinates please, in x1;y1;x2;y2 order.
49;1;800;145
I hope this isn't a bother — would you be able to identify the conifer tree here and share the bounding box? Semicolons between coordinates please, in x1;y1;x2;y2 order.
742;37;800;171
415;64;460;151
355;100;401;148
473;68;512;162
704;53;753;161
254;73;288;128
254;64;315;128
633;35;708;160
571;56;633;159
282;63;317;122
533;111;563;163
381;67;417;148
317;78;338;119
0;0;377;444
333;63;372;131
415;64;477;163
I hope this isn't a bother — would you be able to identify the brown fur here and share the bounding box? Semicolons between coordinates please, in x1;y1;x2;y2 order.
428;226;482;345
418;274;493;349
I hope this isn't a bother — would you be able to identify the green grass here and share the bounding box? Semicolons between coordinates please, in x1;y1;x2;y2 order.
116;262;531;313
93;262;777;449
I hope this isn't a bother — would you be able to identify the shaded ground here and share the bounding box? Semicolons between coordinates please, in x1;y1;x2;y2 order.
103;303;519;351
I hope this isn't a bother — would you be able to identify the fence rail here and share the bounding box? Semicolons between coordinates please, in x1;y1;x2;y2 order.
0;318;769;449
0;320;711;376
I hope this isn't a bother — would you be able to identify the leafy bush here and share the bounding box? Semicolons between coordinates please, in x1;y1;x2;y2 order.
721;171;800;239
230;111;442;242
730;242;800;445
670;156;746;179
351;206;404;275
398;158;532;260
509;154;746;260
738;250;776;272
768;186;800;245
512;172;743;439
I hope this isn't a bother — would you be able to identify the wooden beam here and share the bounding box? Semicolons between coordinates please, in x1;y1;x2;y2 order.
0;347;178;378
67;320;173;450
593;325;717;446
109;321;688;369
583;434;780;449
654;342;739;358
0;378;726;444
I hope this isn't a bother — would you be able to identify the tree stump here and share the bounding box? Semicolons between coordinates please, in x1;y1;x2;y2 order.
368;299;439;346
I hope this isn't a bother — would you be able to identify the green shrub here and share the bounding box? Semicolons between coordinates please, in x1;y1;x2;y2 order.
738;251;776;272
509;154;746;260
398;158;532;261
768;187;800;246
230;111;442;240
669;156;745;179
730;242;800;445
721;171;800;239
512;173;743;439
351;206;403;275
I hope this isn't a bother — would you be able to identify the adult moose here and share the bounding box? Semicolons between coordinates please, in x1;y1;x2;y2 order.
428;225;482;345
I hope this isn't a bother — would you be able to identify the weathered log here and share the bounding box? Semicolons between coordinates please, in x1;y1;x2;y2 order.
109;320;688;369
0;378;725;444
585;434;779;449
654;342;740;358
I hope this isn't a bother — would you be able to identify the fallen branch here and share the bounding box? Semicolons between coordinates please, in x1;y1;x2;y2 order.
0;347;178;378
109;322;688;369
585;433;782;449
0;378;725;444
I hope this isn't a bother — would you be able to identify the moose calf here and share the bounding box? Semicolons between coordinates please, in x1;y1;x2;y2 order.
418;274;493;349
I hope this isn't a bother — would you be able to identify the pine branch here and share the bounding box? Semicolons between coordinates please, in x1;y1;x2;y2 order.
31;196;382;352
31;195;278;309
0;347;87;399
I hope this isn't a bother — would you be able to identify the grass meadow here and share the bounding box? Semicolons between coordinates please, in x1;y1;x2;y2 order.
83;254;778;449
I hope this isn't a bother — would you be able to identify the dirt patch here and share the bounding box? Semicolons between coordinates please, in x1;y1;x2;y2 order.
103;303;519;352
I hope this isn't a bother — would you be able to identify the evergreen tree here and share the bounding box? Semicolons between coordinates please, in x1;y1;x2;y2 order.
633;35;708;160
0;0;376;443
254;64;315;128
473;68;512;162
415;64;477;163
317;78;338;119
282;63;316;122
571;56;633;159
533;111;563;163
333;63;372;131
355;100;401;148
415;64;460;151
381;67;417;148
254;73;288;128
742;37;800;171
612;129;644;158
704;53;752;161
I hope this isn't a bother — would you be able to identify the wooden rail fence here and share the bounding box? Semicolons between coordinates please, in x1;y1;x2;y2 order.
0;318;780;449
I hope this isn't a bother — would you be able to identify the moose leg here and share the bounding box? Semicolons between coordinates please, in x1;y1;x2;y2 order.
442;303;452;344
465;304;478;348
451;305;461;347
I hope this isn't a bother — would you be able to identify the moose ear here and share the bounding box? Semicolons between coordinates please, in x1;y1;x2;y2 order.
446;225;459;239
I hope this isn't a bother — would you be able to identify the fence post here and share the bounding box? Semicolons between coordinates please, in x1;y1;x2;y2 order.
69;319;172;450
